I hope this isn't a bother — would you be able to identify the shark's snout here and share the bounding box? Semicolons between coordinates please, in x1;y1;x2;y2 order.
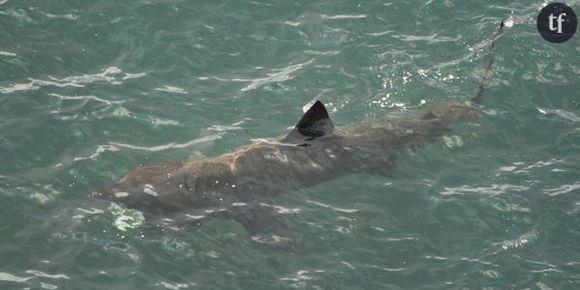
93;182;186;215
91;187;110;199
92;185;126;201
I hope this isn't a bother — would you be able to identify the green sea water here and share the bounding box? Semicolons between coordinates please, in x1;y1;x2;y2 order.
1;0;580;289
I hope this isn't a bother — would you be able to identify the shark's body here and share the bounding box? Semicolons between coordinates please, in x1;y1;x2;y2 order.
95;22;505;235
95;100;475;214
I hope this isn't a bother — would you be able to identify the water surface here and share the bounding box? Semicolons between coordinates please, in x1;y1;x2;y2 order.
1;0;580;289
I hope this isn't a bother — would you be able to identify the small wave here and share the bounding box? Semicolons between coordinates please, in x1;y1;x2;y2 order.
368;264;406;272
25;270;70;280
496;229;538;250
155;85;188;94
0;270;70;288
441;184;529;196
385;236;419;242
258;202;301;214
0;272;31;283
57;136;195;164
0;67;145;94
105;107;180;127
283;21;301;26
110;134;221;152
280;269;323;282
497;159;566;175
537;107;580;122
38;11;79;21
207;124;243;132
155;281;196;289
544;182;580;196
0;50;17;57
240;59;313;92
109;203;145;232
395;33;460;44
49;93;125;106
320;14;367;20
305;199;358;213
72;144;120;162
197;59;313;92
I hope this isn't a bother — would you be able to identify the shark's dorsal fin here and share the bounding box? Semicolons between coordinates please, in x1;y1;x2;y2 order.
281;101;335;145
294;101;335;137
422;110;437;120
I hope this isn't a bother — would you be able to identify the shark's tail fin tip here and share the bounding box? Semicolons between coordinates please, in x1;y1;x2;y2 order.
469;18;506;105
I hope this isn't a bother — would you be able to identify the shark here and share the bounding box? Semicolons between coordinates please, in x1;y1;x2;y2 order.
94;21;505;238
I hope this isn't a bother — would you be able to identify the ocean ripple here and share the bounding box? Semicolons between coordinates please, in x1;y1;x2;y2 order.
0;66;145;94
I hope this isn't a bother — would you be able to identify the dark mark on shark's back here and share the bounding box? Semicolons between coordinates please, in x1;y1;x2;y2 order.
94;21;506;241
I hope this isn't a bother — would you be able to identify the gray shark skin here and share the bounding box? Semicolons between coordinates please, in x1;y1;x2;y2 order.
95;100;475;212
94;21;505;233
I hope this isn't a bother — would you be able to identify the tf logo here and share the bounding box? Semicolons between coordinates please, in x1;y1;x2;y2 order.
537;2;577;43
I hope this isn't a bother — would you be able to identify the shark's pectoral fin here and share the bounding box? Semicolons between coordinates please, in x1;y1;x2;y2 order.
367;155;398;177
224;204;295;249
281;101;334;145
405;132;449;153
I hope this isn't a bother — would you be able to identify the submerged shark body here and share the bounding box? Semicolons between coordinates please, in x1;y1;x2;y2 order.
95;22;505;236
95;100;475;214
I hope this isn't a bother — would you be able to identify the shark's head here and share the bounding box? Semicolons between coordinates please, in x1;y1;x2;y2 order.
93;160;236;214
92;180;177;215
92;161;190;214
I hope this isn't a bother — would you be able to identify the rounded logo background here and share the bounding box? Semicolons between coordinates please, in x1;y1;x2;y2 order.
537;2;577;43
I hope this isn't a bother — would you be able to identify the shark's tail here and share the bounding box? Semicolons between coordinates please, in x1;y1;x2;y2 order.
469;20;506;105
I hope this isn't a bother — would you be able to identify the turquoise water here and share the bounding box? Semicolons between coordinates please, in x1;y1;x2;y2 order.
1;0;580;288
